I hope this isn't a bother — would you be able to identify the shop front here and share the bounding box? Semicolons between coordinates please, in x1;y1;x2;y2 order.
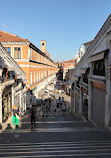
14;94;20;109
81;87;88;120
2;87;12;122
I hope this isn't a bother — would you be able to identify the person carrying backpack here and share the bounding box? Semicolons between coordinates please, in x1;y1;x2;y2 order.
62;101;66;116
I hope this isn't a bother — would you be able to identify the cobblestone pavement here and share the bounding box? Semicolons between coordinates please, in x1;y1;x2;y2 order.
1;90;111;157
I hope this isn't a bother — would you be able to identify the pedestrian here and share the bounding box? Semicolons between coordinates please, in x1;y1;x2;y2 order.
30;105;36;129
46;98;50;113
62;101;66;116
42;102;47;117
62;96;64;102
49;97;51;111
12;105;21;129
59;97;62;109
55;102;59;117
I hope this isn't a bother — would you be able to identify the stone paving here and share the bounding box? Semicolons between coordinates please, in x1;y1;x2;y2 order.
0;90;111;157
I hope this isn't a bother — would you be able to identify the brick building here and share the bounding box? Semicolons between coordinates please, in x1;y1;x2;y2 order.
0;31;58;106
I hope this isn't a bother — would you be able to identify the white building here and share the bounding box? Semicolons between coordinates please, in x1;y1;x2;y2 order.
71;14;111;130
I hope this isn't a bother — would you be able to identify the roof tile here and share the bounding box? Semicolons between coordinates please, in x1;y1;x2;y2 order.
0;31;28;42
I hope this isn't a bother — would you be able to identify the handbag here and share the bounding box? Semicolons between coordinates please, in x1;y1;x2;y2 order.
16;114;20;120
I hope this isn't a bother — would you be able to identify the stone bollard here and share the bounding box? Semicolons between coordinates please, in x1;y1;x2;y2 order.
0;123;2;130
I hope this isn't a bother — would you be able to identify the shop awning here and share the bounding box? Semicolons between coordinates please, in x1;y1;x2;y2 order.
17;74;23;79
79;67;89;74
88;49;109;62
8;67;15;71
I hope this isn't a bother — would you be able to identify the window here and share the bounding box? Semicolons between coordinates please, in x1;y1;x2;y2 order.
71;82;74;91
30;72;32;85
83;69;89;84
41;56;43;63
93;59;105;76
38;54;40;62
39;71;40;80
36;72;38;82
42;43;44;46
14;47;21;59
77;77;80;88
30;49;32;60
34;72;35;83
33;51;35;61
5;47;11;54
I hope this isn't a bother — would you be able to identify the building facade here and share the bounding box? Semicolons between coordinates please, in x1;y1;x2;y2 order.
63;60;75;79
0;43;26;123
0;32;58;106
71;14;111;129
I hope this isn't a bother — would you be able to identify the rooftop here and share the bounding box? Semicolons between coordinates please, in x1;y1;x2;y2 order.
63;60;75;63
0;31;29;42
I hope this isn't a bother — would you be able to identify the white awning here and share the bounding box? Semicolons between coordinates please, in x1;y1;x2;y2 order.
88;49;109;62
8;67;15;71
17;74;23;79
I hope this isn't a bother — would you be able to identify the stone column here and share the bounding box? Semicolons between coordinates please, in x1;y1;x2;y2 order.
79;87;83;115
106;31;111;128
88;63;93;121
74;91;76;113
71;90;74;114
24;93;26;111
105;52;110;128
88;80;92;120
11;86;14;109
105;77;110;128
0;81;2;123
19;83;22;112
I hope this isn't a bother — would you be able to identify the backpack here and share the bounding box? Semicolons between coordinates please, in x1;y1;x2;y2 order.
59;100;62;105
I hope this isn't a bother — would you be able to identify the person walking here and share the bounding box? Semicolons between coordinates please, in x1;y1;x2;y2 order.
48;97;51;112
30;105;36;129
12;105;21;129
62;96;64;102
62;101;66;116
42;102;47;117
59;97;62;109
55;102;59;117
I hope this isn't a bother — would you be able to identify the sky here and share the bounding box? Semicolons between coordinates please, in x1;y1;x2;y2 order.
0;0;111;62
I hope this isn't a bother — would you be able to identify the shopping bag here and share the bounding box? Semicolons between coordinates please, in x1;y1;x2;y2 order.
16;114;20;120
